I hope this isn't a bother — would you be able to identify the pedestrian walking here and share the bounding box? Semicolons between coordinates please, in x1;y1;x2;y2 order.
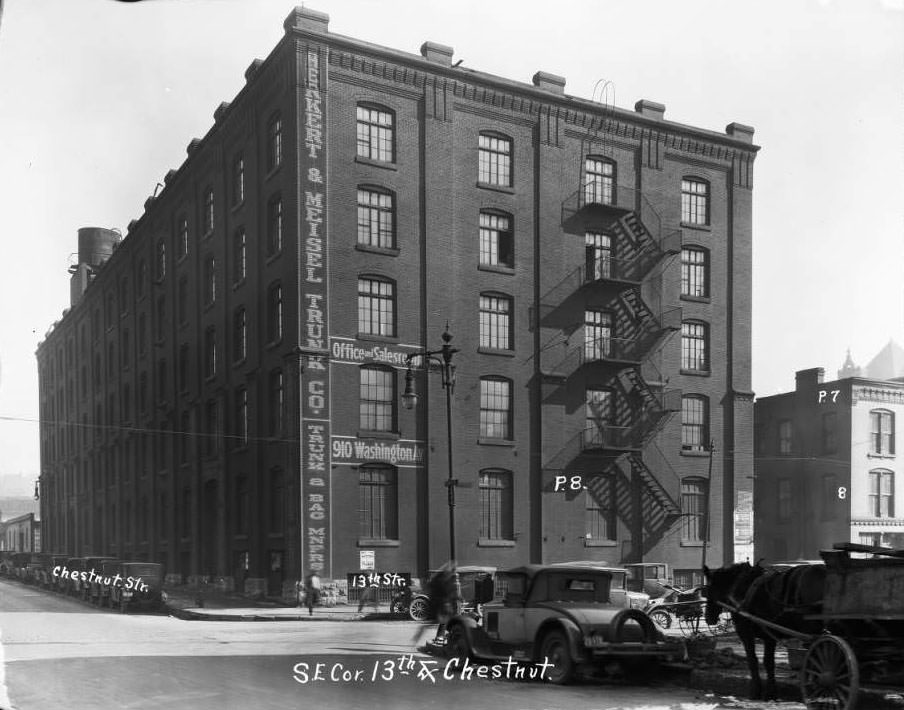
304;569;321;617
357;580;380;616
411;561;459;648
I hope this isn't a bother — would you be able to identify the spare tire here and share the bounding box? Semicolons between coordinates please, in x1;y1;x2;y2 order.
610;608;657;643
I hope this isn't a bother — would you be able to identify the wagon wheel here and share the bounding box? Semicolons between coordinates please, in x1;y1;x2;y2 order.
800;634;859;710
649;609;672;629
677;610;703;636
408;596;430;622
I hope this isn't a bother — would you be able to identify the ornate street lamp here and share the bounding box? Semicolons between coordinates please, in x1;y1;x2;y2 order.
402;326;458;562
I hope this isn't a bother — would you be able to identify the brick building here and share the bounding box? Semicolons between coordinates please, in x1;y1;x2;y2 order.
36;7;757;596
755;361;904;562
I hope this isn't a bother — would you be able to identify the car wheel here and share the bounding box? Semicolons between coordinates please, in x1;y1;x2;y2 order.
409;596;430;622
649;609;672;629
446;625;471;662
610;609;657;643
539;630;575;685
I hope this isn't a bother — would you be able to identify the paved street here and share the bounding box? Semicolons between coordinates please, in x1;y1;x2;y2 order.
0;578;805;710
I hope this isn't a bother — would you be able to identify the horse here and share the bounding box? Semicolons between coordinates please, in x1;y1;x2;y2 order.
703;562;825;700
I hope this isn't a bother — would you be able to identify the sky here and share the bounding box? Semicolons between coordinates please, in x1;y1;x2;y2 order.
0;0;901;492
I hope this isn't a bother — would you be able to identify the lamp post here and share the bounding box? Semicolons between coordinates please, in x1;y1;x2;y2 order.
402;326;458;563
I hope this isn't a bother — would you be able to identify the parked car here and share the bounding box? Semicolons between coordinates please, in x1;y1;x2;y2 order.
24;553;54;586
10;552;31;580
624;562;673;598
445;564;685;684
44;555;71;591
66;556;115;599
88;559;123;607
0;551;13;577
551;561;650;610
109;562;166;613
406;565;496;621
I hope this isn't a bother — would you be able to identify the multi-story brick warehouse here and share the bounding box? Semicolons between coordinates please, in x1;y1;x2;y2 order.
35;7;757;596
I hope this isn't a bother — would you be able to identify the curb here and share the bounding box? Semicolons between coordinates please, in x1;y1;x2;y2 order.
165;605;393;622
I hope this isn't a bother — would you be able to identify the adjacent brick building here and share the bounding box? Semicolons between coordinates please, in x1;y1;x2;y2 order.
36;7;757;596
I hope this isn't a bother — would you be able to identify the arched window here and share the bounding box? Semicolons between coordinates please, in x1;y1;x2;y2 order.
359;365;396;432
479;210;513;267
267;193;283;255
584;387;615;448
479;469;513;541
478;132;512;186
681;477;708;542
267;112;282;171
479;292;513;350
681;320;709;372
357;276;395;336
356;104;395;162
480;376;513;440
203;187;215;235
681;395;709;451
585;476;617;542
359;464;398;540
681;246;709;298
357;186;395;249
584;156;615;206
267;282;283;343
155;240;166;281
681;177;709;225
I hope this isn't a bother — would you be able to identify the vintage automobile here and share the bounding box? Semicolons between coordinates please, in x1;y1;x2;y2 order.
66;556;116;599
109;562;166;613
551;561;649;610
88;559;123;607
0;551;13;576
406;565;496;622
624;562;673;598
444;564;685;684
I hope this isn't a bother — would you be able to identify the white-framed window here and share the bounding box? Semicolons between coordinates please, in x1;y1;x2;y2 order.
681;477;708;542
585;232;612;281
203;256;216;305
267;194;282;255
681;247;708;297
203;187;215;235
585;479;616;542
233;228;246;283
359;365;395;432
232;154;244;206
356;105;394;162
267;282;283;343
868;469;894;518
779;419;793;455
681;395;708;451
681;321;709;371
479;211;513;267
681;177;709;225
359;464;398;540
870;410;895;455
584;156;615;206
268;368;284;436
267;112;282;171
479;293;512;350
584;310;612;361
357;187;394;249
479;469;513;541
478;132;512;186
357;277;395;337
480;377;512;440
584;387;615;448
178;216;189;259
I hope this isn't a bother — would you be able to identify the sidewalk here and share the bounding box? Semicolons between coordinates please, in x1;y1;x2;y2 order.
163;586;400;622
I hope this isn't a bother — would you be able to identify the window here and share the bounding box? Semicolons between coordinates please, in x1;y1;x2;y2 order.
681;178;709;225
178;216;189;259
267;282;283;343
119;277;130;314
585;478;616;542
822;412;837;455
584;388;614;448
681;247;708;298
777;478;792;521
236;476;249;534
359;464;398;540
681;478;708;542
357;187;395;249
203;187;214;235
267;113;282;171
182;488;192;537
268;471;284;531
235;387;248;447
479;293;512;350
584;156;615;206
356;104;394;162
268;369;284;436
267;195;282;255
585;232;612;281
479;211;513;267
478;133;512;186
359;366;395;432
155;240;166;281
868;469;894;518
357;277;395;336
204;256;216;305
139;372;148;413
233;307;247;362
479;469;513;541
179;411;190;464
121;329;130;368
675;569;705;589
681;395;708;451
178;344;189;392
779;419;793;455
178;277;189;324
204;327;217;378
681;321;709;372
205;399;220;456
233;228;246;283
584;310;612;361
232;154;244;206
155;296;166;342
870;410;895;455
137;259;148;298
480;377;512;440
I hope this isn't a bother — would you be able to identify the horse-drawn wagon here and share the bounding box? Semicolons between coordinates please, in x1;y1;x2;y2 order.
705;542;904;710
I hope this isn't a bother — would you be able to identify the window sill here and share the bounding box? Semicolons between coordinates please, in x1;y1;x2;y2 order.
355;156;398;171
584;539;617;548
356;244;399;257
679;295;711;304
357;539;400;547
478;438;515;447
478;263;515;275
357;333;399;344
680;449;711;458
867;453;896;460
680;368;711;377
356;430;401;440
680;541;705;548
476;181;515;195
680;222;711;232
477;347;515;357
477;538;515;547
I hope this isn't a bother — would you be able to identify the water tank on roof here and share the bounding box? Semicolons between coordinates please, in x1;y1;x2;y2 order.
77;227;121;268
